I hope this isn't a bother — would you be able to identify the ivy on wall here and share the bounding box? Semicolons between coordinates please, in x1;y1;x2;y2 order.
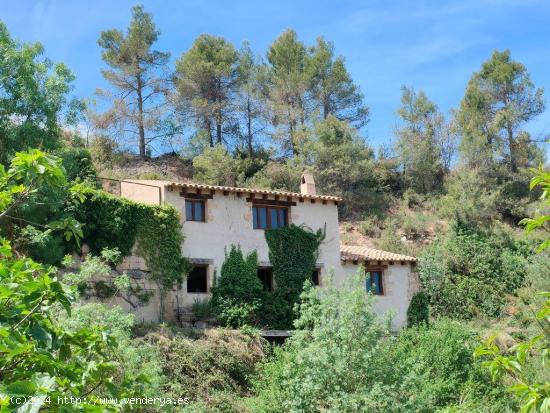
264;224;325;328
73;188;191;319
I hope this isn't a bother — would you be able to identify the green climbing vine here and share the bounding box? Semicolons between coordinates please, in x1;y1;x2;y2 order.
73;188;191;319
264;224;325;328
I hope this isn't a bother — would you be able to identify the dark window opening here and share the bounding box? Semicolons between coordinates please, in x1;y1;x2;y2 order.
311;269;320;286
257;268;273;291
366;270;383;295
253;206;288;229
187;266;208;293
185;200;205;222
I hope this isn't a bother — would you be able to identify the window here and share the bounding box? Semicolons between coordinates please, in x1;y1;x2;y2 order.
185;200;205;222
311;269;320;286
187;266;208;293
253;206;288;229
257;268;273;291
366;270;383;295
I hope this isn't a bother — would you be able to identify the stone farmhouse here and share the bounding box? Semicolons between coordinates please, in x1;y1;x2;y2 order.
97;174;418;329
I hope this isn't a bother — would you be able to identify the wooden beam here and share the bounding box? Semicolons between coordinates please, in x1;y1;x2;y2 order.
246;198;296;207
180;191;213;200
223;190;229;196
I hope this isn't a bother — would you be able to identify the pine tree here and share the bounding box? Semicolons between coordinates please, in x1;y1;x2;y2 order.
97;5;170;158
175;34;238;147
456;50;545;174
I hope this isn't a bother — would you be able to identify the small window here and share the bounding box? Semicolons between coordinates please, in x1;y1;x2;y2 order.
185;200;205;222
366;270;383;295
253;206;288;229
187;266;208;293
311;269;320;286
257;268;273;291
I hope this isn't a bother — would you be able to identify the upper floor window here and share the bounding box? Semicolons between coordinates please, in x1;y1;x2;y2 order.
253;206;288;229
366;270;383;295
185;200;205;222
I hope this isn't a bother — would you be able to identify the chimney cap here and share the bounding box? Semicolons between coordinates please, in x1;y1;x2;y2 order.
300;172;316;195
301;172;314;183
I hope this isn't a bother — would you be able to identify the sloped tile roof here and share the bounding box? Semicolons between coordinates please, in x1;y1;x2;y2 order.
340;245;416;263
130;179;343;202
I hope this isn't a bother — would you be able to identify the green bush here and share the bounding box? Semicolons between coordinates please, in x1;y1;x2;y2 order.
418;221;531;319
57;147;97;184
250;270;391;413
250;272;512;412
379;320;514;412
212;245;263;327
217;297;260;328
358;216;382;238
407;291;429;327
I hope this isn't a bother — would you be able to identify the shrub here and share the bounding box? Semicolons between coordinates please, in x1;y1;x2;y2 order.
358;216;382;238
57;147;97;184
380;320;514;412
212;245;263;327
191;298;215;321
418;221;531;319
250;271;392;412
407;291;430;327
217;298;260;328
147;329;267;405
375;222;411;255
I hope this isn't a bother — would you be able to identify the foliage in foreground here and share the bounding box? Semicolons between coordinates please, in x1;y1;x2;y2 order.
249;272;512;412
476;168;550;413
146;328;267;412
0;239;141;412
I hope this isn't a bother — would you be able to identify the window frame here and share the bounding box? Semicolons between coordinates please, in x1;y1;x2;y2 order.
187;265;208;293
365;268;384;295
185;199;206;222
252;205;288;230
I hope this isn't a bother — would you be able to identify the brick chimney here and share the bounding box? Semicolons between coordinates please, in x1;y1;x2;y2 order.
300;173;316;196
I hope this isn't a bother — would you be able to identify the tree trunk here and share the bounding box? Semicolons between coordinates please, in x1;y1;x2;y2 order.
136;74;147;159
247;96;253;157
506;124;518;173
215;108;222;145
216;121;222;145
204;117;214;147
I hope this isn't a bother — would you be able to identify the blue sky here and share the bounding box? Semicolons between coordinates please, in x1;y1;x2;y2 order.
2;0;550;151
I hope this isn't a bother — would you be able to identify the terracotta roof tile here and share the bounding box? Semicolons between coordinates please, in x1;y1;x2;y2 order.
160;180;342;202
340;245;416;262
